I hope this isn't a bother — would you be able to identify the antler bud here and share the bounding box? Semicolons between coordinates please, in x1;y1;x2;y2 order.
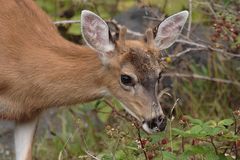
145;28;155;51
119;26;127;49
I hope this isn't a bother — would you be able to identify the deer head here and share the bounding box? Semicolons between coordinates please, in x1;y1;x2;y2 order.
81;10;188;133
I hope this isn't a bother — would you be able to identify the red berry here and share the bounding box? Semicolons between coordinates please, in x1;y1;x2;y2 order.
141;139;148;147
161;138;168;145
146;152;155;160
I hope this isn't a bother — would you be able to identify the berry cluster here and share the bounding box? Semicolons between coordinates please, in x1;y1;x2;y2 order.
211;15;240;51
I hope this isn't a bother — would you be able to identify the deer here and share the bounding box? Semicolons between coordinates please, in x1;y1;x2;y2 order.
0;0;188;160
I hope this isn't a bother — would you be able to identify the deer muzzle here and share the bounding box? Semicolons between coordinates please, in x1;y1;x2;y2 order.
142;116;167;134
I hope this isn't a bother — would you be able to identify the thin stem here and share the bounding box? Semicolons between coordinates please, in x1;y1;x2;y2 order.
187;0;192;38
210;136;218;155
233;114;238;159
135;124;148;160
162;73;240;87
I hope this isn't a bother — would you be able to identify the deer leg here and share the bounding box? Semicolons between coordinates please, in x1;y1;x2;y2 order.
14;116;39;160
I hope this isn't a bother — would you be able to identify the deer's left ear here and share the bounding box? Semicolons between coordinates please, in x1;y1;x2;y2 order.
155;11;189;50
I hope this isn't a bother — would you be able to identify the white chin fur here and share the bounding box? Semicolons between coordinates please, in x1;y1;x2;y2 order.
142;123;161;134
142;123;154;134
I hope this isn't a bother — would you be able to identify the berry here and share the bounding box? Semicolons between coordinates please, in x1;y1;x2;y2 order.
161;138;168;145
146;152;155;160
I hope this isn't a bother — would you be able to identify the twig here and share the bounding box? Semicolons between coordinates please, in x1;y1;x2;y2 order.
54;20;81;25
162;73;240;87
232;113;238;159
210;136;218;155
171;98;180;117
84;150;101;160
176;39;240;58
108;19;144;38
143;16;160;21
208;46;240;58
176;39;207;48
194;2;217;18
187;0;192;38
161;47;205;61
181;137;185;152
58;135;73;160
143;16;164;22
134;124;148;160
162;0;168;13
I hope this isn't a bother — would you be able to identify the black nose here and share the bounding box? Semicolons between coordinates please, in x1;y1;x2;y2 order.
147;116;167;132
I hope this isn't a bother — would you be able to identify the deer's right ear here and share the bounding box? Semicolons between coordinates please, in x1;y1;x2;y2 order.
81;10;115;58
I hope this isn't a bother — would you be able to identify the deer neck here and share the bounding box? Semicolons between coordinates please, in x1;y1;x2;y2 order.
8;38;110;114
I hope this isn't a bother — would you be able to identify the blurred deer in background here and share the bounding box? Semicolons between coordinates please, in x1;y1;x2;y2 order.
0;0;188;159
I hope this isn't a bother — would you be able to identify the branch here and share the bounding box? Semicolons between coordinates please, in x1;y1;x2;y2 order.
143;15;165;22
210;136;218;155
107;19;144;38
176;39;240;58
176;39;207;48
135;124;148;160
162;73;240;87
54;20;81;25
84;150;100;160
161;47;205;61
187;0;192;38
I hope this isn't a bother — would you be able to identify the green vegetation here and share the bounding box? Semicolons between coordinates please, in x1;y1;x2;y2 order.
34;0;240;159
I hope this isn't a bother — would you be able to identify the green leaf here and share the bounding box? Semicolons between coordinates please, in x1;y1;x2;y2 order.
172;128;188;137
204;120;217;127
201;126;223;136
186;116;203;125
97;104;112;123
101;154;113;160
150;133;165;143
162;151;177;160
187;125;202;135
115;150;126;160
218;119;234;127
179;145;216;159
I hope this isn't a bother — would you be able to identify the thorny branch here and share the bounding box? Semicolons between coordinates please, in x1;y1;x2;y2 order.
103;99;148;160
136;124;148;160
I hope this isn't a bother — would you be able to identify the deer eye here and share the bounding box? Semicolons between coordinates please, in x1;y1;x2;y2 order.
120;74;134;86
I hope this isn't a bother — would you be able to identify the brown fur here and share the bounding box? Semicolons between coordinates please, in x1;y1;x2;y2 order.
0;0;164;122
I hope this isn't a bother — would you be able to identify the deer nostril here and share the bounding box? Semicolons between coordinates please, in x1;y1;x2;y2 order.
147;116;167;132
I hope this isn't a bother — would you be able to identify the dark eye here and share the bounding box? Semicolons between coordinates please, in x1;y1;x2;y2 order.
121;74;134;86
